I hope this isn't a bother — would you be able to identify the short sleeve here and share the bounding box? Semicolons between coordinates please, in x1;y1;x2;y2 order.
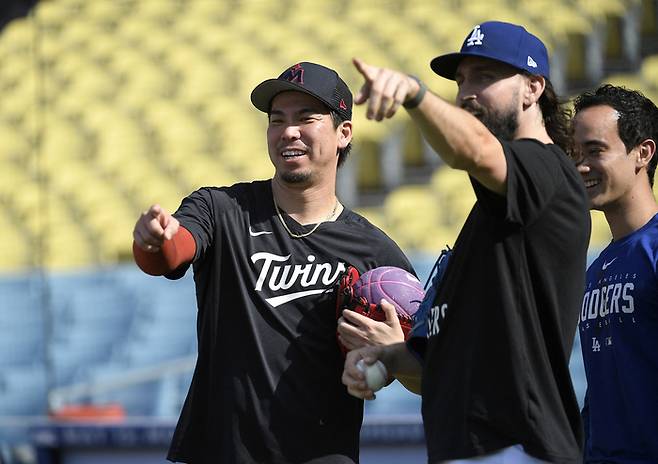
173;188;217;262
473;139;566;226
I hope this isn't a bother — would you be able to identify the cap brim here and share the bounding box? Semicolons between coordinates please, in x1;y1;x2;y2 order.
251;79;329;114
429;52;469;80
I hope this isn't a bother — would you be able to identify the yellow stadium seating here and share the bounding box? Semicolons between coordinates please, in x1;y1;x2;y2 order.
602;71;647;90
0;0;653;270
641;0;658;35
640;54;658;86
589;210;613;248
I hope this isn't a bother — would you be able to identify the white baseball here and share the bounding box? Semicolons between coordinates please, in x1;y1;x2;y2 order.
356;359;388;392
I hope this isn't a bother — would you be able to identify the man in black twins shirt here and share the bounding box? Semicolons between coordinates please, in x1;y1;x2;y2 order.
343;21;590;463
132;62;414;463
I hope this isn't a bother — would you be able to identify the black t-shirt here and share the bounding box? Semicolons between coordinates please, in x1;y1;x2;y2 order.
166;180;414;464
412;140;589;463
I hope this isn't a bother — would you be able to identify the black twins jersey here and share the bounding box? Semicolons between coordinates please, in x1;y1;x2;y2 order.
167;180;413;464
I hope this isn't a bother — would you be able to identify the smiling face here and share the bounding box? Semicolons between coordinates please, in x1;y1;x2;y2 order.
454;57;525;140
573;105;639;211
267;91;351;187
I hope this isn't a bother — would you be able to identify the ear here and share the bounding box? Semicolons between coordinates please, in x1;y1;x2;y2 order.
337;120;353;149
523;74;545;109
635;138;656;170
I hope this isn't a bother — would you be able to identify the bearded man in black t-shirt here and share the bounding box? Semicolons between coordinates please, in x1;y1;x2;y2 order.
343;21;590;464
132;62;415;463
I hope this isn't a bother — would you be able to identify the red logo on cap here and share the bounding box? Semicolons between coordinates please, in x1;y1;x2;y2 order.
339;99;347;111
287;63;304;84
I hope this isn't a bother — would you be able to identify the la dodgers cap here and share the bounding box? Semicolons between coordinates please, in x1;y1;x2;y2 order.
430;21;550;81
251;62;352;121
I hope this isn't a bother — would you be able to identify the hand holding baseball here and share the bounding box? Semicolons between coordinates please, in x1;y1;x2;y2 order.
356;359;388;392
353;57;421;121
133;204;179;252
342;345;390;400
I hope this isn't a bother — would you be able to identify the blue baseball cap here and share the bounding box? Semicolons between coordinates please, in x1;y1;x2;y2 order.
430;21;550;80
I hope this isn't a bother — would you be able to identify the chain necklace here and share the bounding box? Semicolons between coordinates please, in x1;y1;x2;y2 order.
274;197;339;239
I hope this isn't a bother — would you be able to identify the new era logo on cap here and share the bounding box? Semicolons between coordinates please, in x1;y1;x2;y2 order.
251;62;353;120
430;21;550;81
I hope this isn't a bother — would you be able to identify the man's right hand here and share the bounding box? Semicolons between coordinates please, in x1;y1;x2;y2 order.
342;345;388;400
133;204;180;253
353;57;421;121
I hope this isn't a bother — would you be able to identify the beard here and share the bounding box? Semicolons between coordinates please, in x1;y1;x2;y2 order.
280;170;312;184
461;100;519;141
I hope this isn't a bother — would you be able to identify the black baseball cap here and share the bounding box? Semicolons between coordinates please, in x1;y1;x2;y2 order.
251;62;352;121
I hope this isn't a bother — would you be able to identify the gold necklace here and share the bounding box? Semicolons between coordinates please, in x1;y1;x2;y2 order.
274;198;339;239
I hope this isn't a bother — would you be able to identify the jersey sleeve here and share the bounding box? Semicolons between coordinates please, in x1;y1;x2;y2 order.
173;187;226;262
472;139;566;226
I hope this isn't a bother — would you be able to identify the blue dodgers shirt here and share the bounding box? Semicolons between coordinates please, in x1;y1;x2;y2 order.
407;248;451;360
580;214;658;463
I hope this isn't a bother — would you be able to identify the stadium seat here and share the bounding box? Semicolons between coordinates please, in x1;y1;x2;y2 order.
430;166;477;229
178;157;240;191
83;1;126;24
0;121;30;161
0;222;31;269
81;362;162;416
51;338;115;387
0;0;651;275
602;71;647;90
0;20;33;55
0;291;42;327
578;0;630;19
183;0;231;21
641;0;658;35
32;0;71;28
133;0;181;22
640;54;658;85
0;365;48;415
589;211;612;248
113;334;195;367
61;286;134;328
0;328;45;368
580;0;633;62
383;185;442;252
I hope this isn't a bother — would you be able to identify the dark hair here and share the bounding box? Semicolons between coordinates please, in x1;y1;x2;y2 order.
536;78;572;153
573;84;658;186
331;110;352;168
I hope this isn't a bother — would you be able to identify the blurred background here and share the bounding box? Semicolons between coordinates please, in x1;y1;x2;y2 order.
1;0;657;462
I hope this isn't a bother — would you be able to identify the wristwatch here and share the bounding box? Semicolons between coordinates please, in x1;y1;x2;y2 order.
403;75;427;109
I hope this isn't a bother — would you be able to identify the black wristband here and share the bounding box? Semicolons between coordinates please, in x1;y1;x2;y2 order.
403;75;427;109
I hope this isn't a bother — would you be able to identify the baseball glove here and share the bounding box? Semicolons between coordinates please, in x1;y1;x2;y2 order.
335;265;414;355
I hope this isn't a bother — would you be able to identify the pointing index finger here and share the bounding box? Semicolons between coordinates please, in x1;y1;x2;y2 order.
352;57;377;81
